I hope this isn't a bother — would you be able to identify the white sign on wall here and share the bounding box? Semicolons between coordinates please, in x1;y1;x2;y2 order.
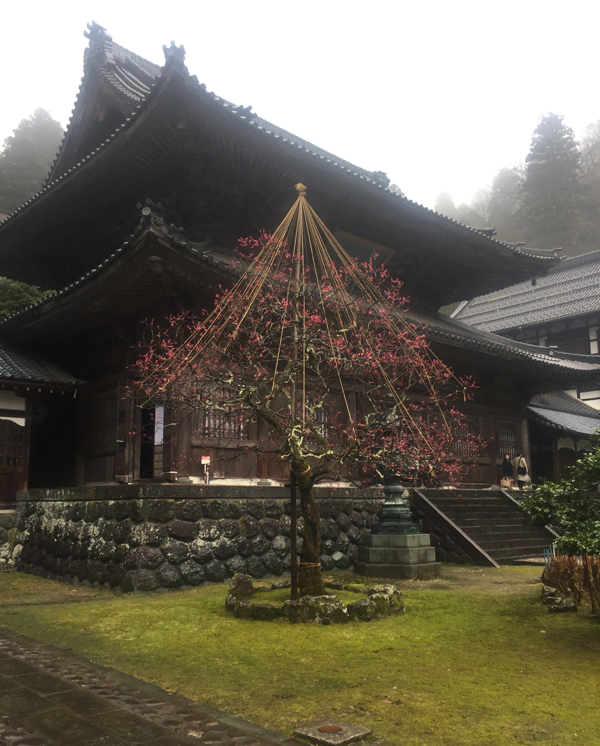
154;406;165;445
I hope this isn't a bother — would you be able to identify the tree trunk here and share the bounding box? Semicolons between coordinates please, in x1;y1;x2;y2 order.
294;461;324;596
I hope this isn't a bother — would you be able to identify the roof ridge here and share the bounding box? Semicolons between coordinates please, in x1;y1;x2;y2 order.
530;403;600;417
458;279;600;323
0;25;563;276
461;263;600;307
548;248;600;270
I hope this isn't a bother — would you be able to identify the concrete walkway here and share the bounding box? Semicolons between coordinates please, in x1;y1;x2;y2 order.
0;627;303;746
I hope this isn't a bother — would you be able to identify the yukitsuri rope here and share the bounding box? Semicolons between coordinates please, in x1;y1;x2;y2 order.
141;184;461;455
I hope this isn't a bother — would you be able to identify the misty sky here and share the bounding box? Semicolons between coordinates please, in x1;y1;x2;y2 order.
2;0;599;209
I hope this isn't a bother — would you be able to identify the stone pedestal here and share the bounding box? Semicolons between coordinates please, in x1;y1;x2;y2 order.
353;533;441;579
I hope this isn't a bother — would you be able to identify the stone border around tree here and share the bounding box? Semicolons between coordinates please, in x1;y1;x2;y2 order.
225;573;405;624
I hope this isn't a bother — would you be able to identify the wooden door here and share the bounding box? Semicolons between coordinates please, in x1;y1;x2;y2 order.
0;419;27;504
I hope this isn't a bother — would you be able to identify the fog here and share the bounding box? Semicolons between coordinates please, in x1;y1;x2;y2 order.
2;0;599;209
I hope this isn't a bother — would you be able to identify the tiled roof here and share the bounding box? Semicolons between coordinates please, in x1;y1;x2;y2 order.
527;391;600;437
0;342;80;386
0;203;240;328
0;24;558;275
405;308;600;374
530;390;600;416
41;23;377;189
2;203;597;383
452;250;600;332
528;405;600;436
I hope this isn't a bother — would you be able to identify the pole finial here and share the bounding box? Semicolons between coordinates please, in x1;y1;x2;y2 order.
295;183;307;196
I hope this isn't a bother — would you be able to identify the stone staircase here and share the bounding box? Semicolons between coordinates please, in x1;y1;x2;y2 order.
412;489;557;566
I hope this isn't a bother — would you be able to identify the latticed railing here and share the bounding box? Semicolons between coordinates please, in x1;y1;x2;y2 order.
202;387;247;439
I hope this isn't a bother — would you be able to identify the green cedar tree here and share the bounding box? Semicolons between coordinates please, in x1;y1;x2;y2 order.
0;277;49;321
519;113;583;248
0;109;63;213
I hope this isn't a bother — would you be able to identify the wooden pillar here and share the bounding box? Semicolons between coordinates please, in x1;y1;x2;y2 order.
256;415;269;479
131;397;142;482
488;414;497;484
74;391;87;484
162;408;177;477
22;398;32;493
521;417;531;467
114;379;129;482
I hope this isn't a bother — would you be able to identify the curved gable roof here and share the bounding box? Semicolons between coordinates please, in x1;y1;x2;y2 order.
0;24;559;305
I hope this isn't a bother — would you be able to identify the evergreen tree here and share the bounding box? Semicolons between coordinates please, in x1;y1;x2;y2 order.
487;167;523;243
0;278;49;321
455;202;488;229
434;191;457;219
0;109;63;213
519;113;583;249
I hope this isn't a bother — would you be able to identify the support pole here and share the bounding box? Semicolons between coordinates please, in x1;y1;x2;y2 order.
289;183;304;600
290;471;298;600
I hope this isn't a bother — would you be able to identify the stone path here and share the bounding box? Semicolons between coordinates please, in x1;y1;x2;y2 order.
0;627;303;746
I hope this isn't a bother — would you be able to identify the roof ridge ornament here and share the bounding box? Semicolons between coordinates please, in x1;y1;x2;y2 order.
84;21;115;69
135;199;188;247
162;41;186;68
372;171;390;188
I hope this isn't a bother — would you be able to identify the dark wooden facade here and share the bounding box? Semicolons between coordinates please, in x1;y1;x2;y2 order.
0;209;595;490
1;26;599;493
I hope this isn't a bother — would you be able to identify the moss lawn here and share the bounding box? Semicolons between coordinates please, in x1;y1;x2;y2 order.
0;565;598;746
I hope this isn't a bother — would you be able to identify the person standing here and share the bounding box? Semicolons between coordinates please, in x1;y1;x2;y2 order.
501;454;514;487
512;452;529;490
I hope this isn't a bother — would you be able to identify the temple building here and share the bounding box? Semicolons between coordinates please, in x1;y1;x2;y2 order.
0;23;599;503
453;250;600;480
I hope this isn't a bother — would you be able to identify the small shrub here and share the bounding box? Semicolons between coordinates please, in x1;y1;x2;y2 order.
542;554;600;613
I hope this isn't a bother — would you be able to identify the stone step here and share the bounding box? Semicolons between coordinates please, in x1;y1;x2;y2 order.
474;537;553;551
487;541;550;555
414;489;553;566
495;552;544;572
428;495;511;505
426;497;518;505
455;521;535;531
459;521;548;532
419;488;500;498
425;498;511;507
425;492;508;504
467;532;552;545
353;560;441;580
357;545;437;566
440;511;527;521
362;533;432;549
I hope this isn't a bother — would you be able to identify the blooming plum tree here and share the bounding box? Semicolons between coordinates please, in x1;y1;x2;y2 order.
133;187;478;595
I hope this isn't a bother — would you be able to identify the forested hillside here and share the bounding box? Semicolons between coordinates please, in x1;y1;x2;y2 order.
434;113;600;258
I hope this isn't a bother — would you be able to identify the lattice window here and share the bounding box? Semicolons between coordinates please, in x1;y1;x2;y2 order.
452;420;478;457
0;420;25;467
86;392;118;453
497;425;517;458
304;399;330;444
202;388;247;439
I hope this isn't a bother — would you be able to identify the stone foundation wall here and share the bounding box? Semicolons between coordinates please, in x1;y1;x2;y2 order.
11;485;384;591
